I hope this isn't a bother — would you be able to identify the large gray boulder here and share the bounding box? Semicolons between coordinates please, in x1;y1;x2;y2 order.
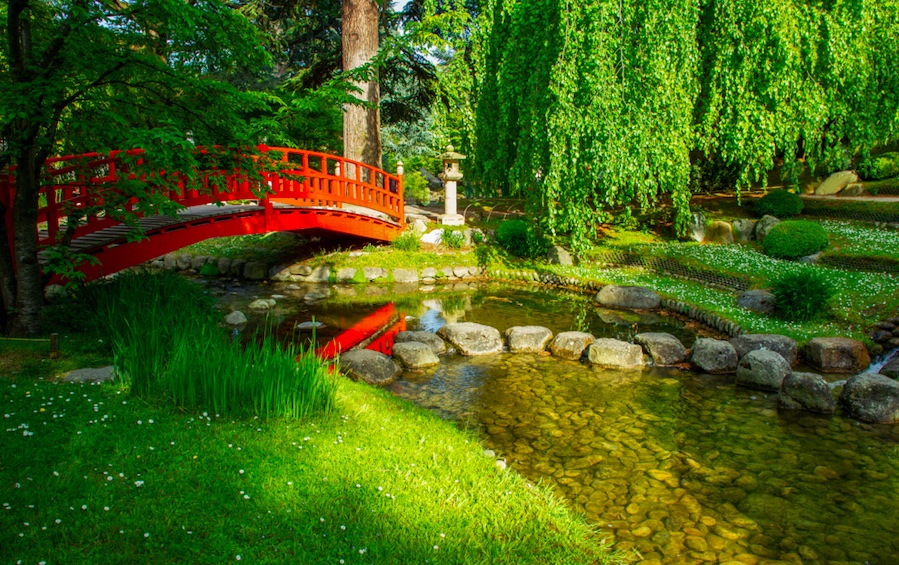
816;170;858;195
778;372;836;413
755;215;781;243
395;331;447;355
596;285;661;310
880;358;899;379
340;349;400;385
804;338;871;373
547;245;574;266
436;322;503;356
730;334;798;366
690;338;738;374
839;373;899;423
704;221;734;244
504;326;554;354
736;290;777;316
586;339;644;368
736;350;792;391
634;332;687;365
550;331;596;361
392;342;440;369
732;219;757;243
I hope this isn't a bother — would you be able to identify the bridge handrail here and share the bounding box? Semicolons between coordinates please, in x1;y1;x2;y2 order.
0;145;404;248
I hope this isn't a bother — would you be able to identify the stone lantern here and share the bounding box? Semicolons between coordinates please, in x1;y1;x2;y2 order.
438;145;466;226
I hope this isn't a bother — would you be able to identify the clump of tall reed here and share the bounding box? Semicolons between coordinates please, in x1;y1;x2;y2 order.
78;270;335;418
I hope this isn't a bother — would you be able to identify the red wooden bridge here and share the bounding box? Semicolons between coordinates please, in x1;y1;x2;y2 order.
1;145;405;282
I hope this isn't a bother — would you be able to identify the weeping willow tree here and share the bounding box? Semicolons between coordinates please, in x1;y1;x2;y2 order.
470;0;899;248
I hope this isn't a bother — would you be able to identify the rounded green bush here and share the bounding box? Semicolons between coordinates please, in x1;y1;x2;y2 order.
770;270;835;321
858;152;899;180
755;190;803;218
496;219;531;257
763;220;829;259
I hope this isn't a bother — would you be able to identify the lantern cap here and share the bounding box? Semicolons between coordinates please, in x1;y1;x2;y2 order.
440;145;466;160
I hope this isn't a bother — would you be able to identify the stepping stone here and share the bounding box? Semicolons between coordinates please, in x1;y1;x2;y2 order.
504;326;554;354
550;331;596;361
586;338;643;368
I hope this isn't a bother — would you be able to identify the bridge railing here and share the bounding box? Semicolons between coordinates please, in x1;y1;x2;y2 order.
0;145;404;250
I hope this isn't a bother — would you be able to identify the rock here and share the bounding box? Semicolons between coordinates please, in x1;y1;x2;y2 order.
336;268;357;282
307;266;330;283
839;373;899;423
392;342;440;369
550;331;596;361
804;337;871;373
393;268;419;283
295;321;324;330
452;266;470;278
63;366;117;383
421;229;443;245
798;251;823;264
841;183;866;197
732;219;756;242
339;349;400;385
175;254;192;270
269;265;292;281
754;215;781;243
870;329;893;343
163;253;178;270
736;350;792;391
587;338;644;368
217;258;232;276
410;219;428;235
547;245;574;266
229;258;246;277
191;255;209;270
364;267;389;281
816;170;858;195
223;311;248;325
690;338;738;374
290;265;313;276
730;334;798;366
596;285;661;310
778;372;836;413
880;358;899;379
395;331;447;355
44;284;67;301
421;267;437;280
504;326;554;353
736;290;776;316
634;332;687;365
248;298;276;311
303;288;330;302
436;322;503;356
704;221;735;244
243;261;268;280
685;210;706;242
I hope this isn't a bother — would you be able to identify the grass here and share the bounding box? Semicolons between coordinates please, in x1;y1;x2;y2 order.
0;376;624;565
181;232;306;262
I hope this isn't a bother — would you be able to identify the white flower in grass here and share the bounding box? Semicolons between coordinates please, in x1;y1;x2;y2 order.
144;532;150;538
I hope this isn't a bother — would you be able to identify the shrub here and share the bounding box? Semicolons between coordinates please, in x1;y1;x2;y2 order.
199;262;219;277
858;152;899;180
755;190;803;218
392;231;421;252
770;270;835;321
496;219;547;258
475;243;497;268
441;229;465;249
763;220;830;259
403;170;431;205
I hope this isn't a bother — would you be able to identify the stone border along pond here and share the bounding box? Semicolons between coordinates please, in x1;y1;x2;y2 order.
149;251;899;423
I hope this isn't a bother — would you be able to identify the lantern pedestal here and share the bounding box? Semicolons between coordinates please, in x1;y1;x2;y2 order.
439;145;467;227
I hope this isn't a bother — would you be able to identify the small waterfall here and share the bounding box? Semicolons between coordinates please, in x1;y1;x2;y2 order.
863;347;899;374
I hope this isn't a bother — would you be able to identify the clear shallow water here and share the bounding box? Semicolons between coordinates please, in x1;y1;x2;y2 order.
216;280;899;564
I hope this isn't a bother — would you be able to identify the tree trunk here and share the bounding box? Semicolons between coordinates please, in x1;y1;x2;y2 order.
0;203;17;332
342;0;381;169
10;150;43;336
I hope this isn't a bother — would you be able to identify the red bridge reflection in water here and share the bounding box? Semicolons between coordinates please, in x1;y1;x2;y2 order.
315;303;406;360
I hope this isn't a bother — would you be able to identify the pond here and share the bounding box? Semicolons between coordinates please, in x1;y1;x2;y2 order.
215;280;899;564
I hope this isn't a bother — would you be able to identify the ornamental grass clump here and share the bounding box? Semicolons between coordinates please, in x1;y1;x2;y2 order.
770;270;836;321
755;190;804;218
392;231;421;252
763;220;829;259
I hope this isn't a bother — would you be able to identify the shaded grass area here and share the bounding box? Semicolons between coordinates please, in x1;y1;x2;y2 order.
0;377;624;565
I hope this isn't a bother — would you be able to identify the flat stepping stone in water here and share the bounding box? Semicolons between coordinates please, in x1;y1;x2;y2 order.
736;350;791;391
730;334;798;367
504;326;554;354
803;337;871;373
595;285;661;310
392;342;440;369
64;366;117;384
840;373;899;423
339;349;400;385
436;323;503;356
635;332;687;366
550;331;596;361
586;338;643;368
395;331;447;355
690;338;738;374
778;372;835;414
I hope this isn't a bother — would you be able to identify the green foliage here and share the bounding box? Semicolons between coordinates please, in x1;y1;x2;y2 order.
392;231;422;252
199;263;220;277
475;242;499;268
858;152;899;181
755;190;804;219
770;271;836;321
441;229;465;249
496;220;532;258
404;170;431;205
763;220;830;259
